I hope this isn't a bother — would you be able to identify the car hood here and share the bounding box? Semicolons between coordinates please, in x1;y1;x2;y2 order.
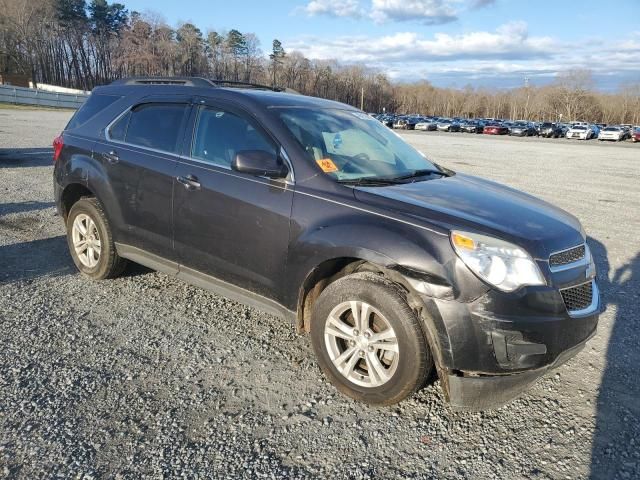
353;173;583;258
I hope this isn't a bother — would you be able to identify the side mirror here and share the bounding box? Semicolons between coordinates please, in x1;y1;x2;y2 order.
231;150;288;179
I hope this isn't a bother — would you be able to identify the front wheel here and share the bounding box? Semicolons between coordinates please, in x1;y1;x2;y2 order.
310;272;432;405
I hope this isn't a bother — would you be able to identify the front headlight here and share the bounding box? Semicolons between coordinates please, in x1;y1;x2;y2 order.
451;231;546;292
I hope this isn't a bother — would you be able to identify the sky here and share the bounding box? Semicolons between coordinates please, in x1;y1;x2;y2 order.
121;0;640;91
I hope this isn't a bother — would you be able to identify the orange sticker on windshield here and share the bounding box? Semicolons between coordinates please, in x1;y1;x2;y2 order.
316;158;338;173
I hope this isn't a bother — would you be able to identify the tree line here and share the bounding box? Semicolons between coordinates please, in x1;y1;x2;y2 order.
1;0;638;124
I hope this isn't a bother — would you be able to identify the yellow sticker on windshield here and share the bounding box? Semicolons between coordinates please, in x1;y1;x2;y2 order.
317;158;338;173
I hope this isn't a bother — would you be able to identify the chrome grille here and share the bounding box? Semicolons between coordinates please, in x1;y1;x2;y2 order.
560;281;593;312
549;245;585;267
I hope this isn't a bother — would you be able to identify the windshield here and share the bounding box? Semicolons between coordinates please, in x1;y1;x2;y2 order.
278;107;443;182
604;127;620;131
572;126;586;130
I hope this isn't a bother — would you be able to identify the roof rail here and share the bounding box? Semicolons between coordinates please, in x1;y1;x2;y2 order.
110;76;294;93
111;77;214;87
207;79;283;92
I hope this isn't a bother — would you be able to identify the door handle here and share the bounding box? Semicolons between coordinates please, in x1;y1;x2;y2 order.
176;175;201;191
104;150;119;164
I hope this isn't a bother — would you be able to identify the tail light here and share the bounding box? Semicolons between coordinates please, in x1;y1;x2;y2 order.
52;134;64;162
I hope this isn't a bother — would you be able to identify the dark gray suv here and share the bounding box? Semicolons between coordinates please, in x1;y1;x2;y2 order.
53;77;600;409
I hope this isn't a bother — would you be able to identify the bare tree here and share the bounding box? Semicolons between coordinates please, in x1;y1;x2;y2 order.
0;3;637;124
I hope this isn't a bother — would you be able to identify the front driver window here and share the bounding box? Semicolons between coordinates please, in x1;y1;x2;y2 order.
192;107;276;168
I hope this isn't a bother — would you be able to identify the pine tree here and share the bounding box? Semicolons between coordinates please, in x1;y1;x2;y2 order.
269;39;285;87
226;29;246;81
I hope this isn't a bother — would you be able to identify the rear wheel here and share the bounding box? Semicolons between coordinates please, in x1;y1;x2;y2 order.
66;197;127;280
310;272;431;405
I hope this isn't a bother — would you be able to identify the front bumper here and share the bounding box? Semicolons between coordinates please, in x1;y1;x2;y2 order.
444;331;593;410
420;279;601;410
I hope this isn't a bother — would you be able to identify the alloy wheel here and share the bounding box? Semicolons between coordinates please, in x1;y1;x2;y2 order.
71;213;101;268
324;300;399;388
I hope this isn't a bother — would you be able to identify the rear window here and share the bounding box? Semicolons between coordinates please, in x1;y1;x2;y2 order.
123;103;189;154
66;94;121;130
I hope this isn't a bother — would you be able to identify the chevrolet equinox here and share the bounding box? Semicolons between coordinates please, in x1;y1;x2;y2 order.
53;78;600;409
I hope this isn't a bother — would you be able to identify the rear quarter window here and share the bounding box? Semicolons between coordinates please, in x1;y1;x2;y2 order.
66;94;121;130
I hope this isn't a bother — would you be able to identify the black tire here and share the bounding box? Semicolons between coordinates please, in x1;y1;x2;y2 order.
66;197;127;280
310;272;432;405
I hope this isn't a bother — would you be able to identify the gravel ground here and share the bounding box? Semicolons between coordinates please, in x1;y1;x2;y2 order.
1;108;639;479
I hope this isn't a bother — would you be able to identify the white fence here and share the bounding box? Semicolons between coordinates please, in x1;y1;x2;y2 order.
0;85;88;109
28;82;90;95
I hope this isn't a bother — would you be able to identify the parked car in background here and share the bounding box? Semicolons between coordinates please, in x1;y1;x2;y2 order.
415;119;438;131
502;121;515;133
598;126;627;141
632;128;640;143
538;122;564;138
394;116;419;130
460;120;485;133
566;124;596;140
509;122;537;137
483;123;509;135
436;118;460;132
393;117;408;129
378;115;395;128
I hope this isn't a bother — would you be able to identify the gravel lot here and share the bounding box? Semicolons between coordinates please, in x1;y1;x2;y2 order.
1;108;639;479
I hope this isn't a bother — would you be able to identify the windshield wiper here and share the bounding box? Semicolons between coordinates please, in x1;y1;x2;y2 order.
388;168;448;181
336;177;404;186
337;168;450;187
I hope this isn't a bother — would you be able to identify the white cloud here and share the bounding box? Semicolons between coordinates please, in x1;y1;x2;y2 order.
300;0;364;18
469;0;496;8
297;0;496;23
288;22;554;63
284;24;640;90
370;0;457;25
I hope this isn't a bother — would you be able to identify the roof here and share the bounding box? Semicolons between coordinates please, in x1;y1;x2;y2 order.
99;77;355;111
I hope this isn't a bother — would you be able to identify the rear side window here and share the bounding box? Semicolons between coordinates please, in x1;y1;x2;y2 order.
66;94;121;130
108;111;131;142
122;103;189;154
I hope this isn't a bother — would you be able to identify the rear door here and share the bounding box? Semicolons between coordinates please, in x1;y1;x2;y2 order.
173;101;294;302
93;98;191;259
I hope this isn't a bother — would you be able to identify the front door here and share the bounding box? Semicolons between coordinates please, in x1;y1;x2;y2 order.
173;102;294;302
